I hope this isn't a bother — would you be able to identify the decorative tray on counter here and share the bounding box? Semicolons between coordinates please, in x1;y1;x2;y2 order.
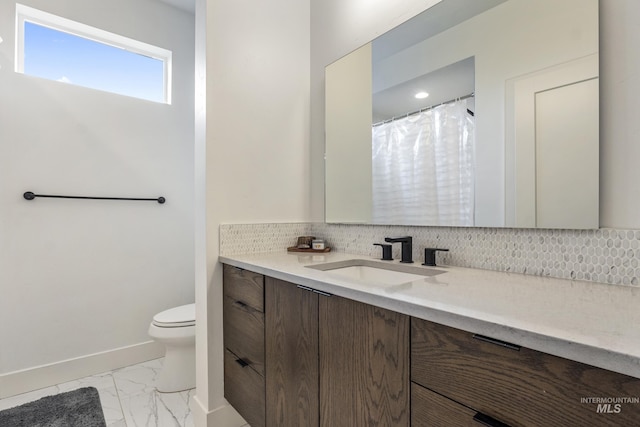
287;247;332;253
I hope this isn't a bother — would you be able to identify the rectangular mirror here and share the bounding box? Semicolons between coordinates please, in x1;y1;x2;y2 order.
325;0;599;228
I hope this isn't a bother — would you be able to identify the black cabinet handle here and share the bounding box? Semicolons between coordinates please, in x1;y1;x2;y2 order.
235;358;250;368
313;289;332;297
296;284;332;297
473;412;511;427
472;334;521;351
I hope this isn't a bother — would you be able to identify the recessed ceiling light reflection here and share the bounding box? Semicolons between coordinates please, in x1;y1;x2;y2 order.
414;92;429;99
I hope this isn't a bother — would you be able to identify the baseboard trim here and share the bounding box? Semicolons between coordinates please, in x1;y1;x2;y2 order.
191;395;247;427
0;340;164;399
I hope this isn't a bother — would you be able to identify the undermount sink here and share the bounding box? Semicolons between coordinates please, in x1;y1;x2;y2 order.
322;265;428;285
306;259;444;286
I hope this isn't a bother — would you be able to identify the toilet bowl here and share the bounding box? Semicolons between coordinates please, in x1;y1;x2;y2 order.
148;303;196;393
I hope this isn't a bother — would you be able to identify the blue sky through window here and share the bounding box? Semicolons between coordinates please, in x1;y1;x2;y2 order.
23;22;166;103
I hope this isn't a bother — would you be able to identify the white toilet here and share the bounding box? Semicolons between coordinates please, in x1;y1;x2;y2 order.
148;303;196;393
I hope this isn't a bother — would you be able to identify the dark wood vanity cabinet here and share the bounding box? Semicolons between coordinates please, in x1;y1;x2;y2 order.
319;291;410;426
222;264;639;427
265;277;319;426
265;276;410;427
223;265;265;427
411;318;640;427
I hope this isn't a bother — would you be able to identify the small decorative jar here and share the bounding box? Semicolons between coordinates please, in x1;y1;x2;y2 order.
312;239;325;250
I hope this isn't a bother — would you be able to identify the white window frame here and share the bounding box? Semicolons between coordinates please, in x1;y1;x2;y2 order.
15;3;173;104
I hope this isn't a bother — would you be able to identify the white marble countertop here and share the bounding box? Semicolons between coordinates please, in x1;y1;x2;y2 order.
219;251;640;379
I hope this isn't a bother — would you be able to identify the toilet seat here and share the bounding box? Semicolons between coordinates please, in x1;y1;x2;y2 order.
152;303;195;328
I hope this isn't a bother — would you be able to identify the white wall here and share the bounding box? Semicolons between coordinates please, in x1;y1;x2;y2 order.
310;0;441;222
0;0;194;394
325;43;373;223
195;0;310;424
600;0;640;228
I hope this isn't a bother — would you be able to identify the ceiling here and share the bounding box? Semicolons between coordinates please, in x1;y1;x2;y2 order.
158;0;195;14
370;0;505;123
372;0;506;61
372;57;474;123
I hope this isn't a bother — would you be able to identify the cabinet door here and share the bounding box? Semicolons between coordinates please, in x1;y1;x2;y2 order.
412;318;640;427
412;382;478;427
223;264;264;311
265;277;319;427
223;295;265;376
319;295;410;427
224;349;266;427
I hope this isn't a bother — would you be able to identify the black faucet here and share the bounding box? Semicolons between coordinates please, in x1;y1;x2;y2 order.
384;236;413;263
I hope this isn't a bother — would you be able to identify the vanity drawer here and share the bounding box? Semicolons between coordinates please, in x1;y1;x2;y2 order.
223;264;264;312
224;348;265;427
223;295;265;376
412;382;483;427
411;318;640;427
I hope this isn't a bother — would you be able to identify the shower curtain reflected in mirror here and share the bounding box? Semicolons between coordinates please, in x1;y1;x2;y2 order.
372;99;475;226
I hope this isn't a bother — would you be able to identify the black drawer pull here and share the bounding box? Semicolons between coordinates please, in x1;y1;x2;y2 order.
313;289;333;297
313;289;332;297
472;334;521;351
296;284;332;297
473;412;511;427
235;358;250;368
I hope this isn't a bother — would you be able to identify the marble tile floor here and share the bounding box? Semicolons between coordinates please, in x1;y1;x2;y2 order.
0;358;199;427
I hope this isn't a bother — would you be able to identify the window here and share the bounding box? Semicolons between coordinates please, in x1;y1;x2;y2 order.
15;4;172;104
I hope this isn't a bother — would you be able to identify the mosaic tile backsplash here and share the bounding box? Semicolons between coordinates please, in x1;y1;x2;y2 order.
219;223;640;287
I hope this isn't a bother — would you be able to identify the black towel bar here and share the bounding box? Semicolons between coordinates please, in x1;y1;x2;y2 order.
23;191;165;204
